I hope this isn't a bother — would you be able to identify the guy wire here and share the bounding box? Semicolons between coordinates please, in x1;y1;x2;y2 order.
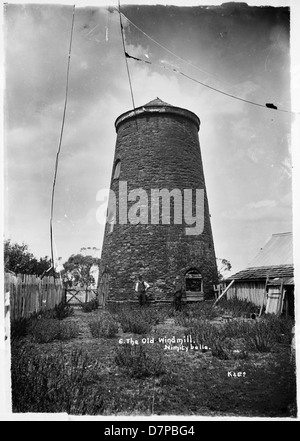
118;0;136;111
50;5;75;284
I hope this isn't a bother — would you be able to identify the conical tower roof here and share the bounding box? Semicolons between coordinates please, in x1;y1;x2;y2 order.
115;97;200;131
144;97;172;107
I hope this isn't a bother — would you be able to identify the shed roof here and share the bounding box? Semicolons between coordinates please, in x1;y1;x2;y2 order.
248;232;293;267
227;232;294;284
228;264;294;282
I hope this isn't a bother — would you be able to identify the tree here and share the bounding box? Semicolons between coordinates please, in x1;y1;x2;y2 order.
62;253;100;288
216;258;232;282
4;239;52;276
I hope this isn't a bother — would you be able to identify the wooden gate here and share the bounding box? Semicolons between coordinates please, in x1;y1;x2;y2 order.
65;287;98;305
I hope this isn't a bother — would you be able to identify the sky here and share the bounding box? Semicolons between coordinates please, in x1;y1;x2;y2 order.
2;0;300;275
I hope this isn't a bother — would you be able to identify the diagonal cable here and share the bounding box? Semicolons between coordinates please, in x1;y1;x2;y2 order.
50;5;76;280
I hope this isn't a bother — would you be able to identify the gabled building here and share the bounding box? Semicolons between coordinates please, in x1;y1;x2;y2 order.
225;232;294;316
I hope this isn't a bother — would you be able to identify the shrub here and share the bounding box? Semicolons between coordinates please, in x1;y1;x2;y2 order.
112;304;172;333
210;336;234;360
188;319;220;348
188;319;247;360
30;309;56;320
25;302;74;323
117;307;152;335
174;314;198;328
218;297;260;318
263;315;294;344
189;302;219;320
11;317;28;341
30;318;60;343
246;332;275;353
221;320;252;339
174;302;219;327
89;316;119;338
115;344;166;379
11;343;105;414
243;316;294;353
122;316;151;334
54;301;74;320
145;305;171;325
245;321;276;352
59;321;80;340
81;298;98;313
29;318;79;343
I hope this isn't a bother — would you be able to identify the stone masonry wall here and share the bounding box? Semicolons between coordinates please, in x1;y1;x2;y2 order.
99;109;218;301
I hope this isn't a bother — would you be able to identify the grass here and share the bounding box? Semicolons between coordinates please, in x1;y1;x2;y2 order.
118;310;152;334
11;343;105;414
59;321;80;341
174;301;218;325
30;318;80;343
89;314;119;338
185;313;295;359
111;304;170;335
220;316;294;353
174;298;257;327
10;302;297;417
115;343;167;379
244;320;280;353
187;319;218;347
210;335;234;360
221;320;253;338
186;320;244;360
10;301;74;341
217;297;261;318
263;314;294;344
174;314;198;328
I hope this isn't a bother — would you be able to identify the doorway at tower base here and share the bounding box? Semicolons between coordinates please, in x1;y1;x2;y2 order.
183;269;205;302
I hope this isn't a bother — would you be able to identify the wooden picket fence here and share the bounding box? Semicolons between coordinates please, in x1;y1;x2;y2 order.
5;272;64;321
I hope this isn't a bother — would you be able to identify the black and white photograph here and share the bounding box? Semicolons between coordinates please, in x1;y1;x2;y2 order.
1;0;299;421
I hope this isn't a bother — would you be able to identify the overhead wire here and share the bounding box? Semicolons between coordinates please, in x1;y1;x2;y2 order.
50;4;76;283
118;0;141;137
125;52;296;115
116;8;296;115
117;1;142;273
118;0;136;110
115;7;222;83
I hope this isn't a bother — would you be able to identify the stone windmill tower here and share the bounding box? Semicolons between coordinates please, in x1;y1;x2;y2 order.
98;98;218;304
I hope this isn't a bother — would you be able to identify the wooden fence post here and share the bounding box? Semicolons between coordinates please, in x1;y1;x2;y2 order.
212;280;235;307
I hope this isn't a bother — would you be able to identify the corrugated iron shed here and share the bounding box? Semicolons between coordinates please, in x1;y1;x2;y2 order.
228;265;294;282
247;232;293;267
227;232;294;284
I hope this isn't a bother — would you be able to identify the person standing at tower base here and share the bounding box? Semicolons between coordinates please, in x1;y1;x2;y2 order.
173;280;184;312
135;275;150;306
